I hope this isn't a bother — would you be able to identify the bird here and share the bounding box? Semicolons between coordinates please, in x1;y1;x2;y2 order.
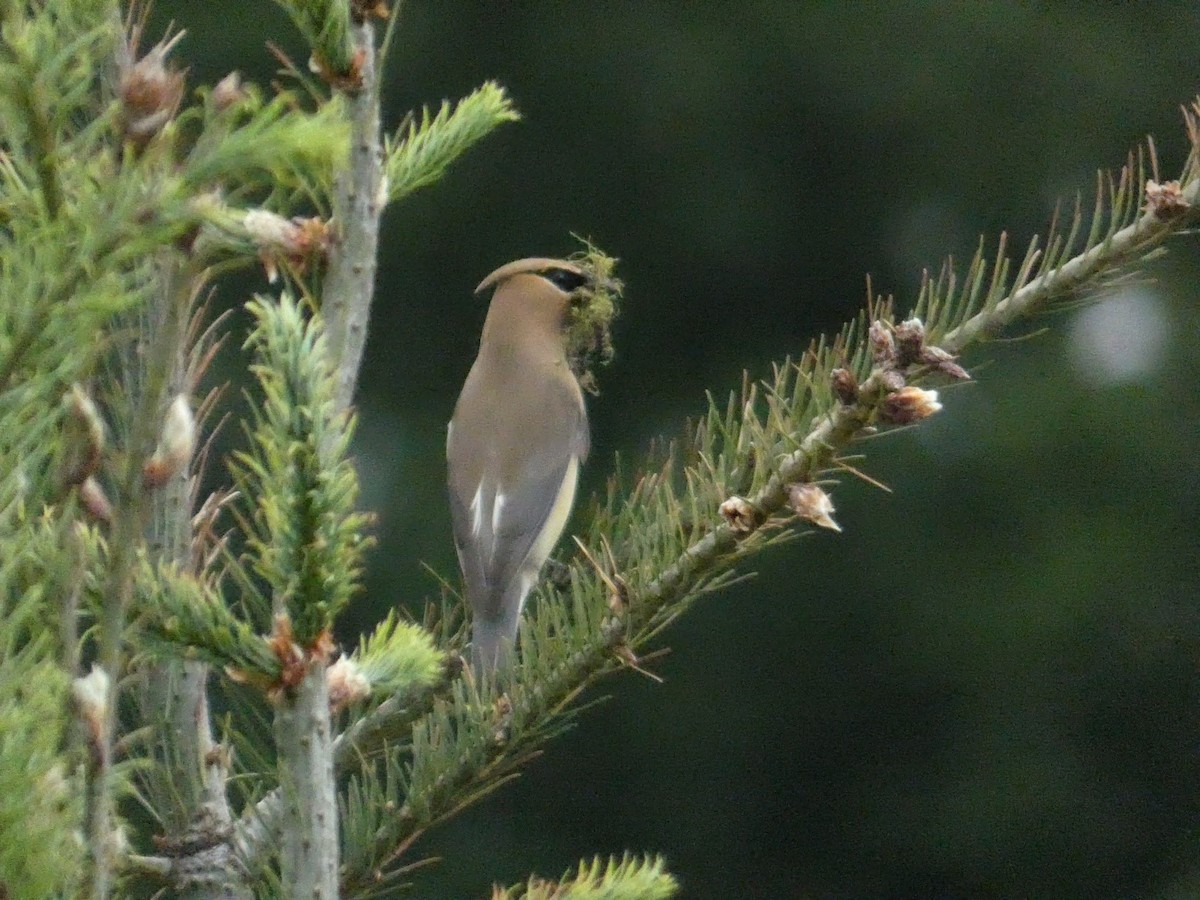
447;257;593;673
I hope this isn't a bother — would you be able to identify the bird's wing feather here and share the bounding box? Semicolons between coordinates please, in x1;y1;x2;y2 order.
448;376;587;622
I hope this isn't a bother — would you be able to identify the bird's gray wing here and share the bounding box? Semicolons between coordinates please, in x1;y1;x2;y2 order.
448;386;587;623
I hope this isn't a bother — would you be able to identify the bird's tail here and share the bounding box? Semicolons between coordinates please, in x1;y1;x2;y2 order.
470;615;516;674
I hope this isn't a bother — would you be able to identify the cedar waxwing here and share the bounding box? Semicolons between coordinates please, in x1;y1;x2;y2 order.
448;258;593;672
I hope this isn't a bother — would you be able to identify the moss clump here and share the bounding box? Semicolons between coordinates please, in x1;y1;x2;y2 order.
566;239;623;394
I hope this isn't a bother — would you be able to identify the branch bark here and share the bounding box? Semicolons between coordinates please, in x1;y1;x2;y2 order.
272;15;384;896
139;264;251;900
322;19;385;414
274;665;339;898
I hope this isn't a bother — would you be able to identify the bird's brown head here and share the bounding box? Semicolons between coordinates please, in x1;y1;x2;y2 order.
474;252;622;389
475;257;590;343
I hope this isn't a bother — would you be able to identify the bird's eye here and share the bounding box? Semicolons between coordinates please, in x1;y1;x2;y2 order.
540;268;589;292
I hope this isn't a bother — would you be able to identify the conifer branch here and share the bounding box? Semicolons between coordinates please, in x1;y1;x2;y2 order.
125;260;253;900
384;81;520;204
321;16;383;414
233;294;367;897
491;853;679;900
137;561;281;680
272;0;355;79
274;665;339;897
332;109;1200;886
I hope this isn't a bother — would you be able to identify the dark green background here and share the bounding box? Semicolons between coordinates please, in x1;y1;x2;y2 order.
166;3;1200;897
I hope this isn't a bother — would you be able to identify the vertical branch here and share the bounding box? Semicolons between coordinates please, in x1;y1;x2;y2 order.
273;12;384;895
139;269;251;899
275;666;339;897
88;259;191;899
243;289;367;897
322;17;383;414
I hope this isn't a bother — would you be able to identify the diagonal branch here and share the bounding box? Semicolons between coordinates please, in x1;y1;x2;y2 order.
338;108;1200;884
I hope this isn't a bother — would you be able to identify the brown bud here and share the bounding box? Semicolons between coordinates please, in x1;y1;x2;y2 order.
351;0;390;20
491;692;513;745
78;476;113;524
878;369;907;392
243;210;331;282
830;368;860;405
1145;179;1190;219
919;344;971;381
788;483;842;533
718;496;758;534
868;320;896;365
120;34;186;147
203;744;233;770
62;384;106;486
212;71;245;112
880;386;942;425
893;317;925;367
607;575;630;615
308;48;366;92
266;615;308;699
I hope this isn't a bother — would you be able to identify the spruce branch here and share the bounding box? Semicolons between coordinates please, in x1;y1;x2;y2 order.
136;560;281;681
492;854;680;900
334;108;1200;885
321;16;383;414
332;655;457;768
272;0;356;82
127;263;252;900
0;0;117;219
274;664;340;898
0;535;85;897
233;294;368;648
232;294;367;897
181;91;350;201
345;610;445;700
384;80;520;205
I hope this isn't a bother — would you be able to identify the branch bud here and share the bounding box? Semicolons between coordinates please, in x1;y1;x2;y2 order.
143;394;195;489
78;476;113;524
869;320;896;365
830;368;860;405
893;317;926;367
880;386;942;424
62;384;106;486
1145;179;1190;219
919;344;971;381
788;483;842;533
71;665;111;749
718;496;758;534
326;656;371;712
212;71;246;112
351;0;391;21
119;33;186;148
243;210;331;282
878;369;907;393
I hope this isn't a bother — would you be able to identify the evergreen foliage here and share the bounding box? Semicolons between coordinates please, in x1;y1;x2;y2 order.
0;1;1197;897
233;294;367;647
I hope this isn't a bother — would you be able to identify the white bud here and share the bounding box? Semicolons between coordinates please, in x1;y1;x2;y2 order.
72;665;111;745
144;394;195;488
880;386;942;425
326;656;371;712
788;483;842;533
242;209;300;250
718;496;757;534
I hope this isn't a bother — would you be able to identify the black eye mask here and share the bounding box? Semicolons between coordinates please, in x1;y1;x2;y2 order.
540;267;589;292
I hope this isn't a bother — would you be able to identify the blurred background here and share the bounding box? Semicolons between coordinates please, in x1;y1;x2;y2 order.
163;3;1200;897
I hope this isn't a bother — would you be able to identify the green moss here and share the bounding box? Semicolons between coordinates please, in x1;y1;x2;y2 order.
565;239;624;395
